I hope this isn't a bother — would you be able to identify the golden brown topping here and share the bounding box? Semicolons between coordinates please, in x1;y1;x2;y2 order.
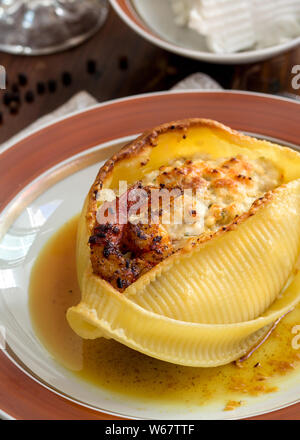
89;186;173;292
90;154;282;290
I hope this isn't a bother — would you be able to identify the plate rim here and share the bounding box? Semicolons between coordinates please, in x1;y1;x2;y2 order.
1;90;300;420
1;89;300;226
1;89;300;157
110;0;300;63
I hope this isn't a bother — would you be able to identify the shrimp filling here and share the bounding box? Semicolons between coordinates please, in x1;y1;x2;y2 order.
89;154;282;291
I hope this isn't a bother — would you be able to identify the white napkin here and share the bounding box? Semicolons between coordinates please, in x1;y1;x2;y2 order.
0;73;223;153
171;72;223;90
0;91;98;154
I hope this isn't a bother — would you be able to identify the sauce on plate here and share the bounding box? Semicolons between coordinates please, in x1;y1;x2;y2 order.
29;216;300;409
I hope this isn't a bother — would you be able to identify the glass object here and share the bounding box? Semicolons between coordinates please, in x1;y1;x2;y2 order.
0;0;109;55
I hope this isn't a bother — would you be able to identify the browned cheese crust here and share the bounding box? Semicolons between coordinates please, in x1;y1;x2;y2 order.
86;119;279;292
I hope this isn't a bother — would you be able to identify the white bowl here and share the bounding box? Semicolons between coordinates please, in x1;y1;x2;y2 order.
110;0;300;64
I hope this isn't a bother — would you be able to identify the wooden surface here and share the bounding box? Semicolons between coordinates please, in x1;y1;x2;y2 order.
0;6;299;143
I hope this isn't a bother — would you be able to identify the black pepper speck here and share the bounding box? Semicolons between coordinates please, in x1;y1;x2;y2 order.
37;82;46;94
18;73;28;86
62;72;72;87
3;92;12;106
118;55;128;70
48;79;57;93
87;59;97;74
25;90;35;103
117;278;124;289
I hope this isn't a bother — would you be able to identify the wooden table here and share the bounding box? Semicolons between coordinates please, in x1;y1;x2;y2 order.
0;6;299;144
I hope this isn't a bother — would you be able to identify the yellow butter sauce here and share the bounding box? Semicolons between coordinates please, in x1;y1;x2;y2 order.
29;215;300;409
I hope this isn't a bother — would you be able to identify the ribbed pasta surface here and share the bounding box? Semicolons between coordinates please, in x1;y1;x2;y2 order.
67;180;300;367
129;182;300;323
67;121;300;367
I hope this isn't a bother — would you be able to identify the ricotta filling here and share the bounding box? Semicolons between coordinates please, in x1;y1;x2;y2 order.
92;153;283;290
99;154;282;247
140;154;282;245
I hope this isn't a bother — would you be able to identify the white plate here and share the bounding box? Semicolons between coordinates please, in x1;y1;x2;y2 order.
0;137;299;420
1;91;300;419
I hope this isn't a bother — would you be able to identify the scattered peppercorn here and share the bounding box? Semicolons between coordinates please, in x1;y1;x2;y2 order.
62;71;72;87
117;278;124;289
87;59;97;74
118;55;128;70
25;90;35;103
48;79;57;93
137;230;147;240
36;82;46;94
88;235;98;245
103;247;110;258
96;231;106;238
18;73;28;86
18;73;28;87
3;92;12;106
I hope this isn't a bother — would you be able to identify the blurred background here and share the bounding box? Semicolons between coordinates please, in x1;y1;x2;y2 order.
0;0;299;144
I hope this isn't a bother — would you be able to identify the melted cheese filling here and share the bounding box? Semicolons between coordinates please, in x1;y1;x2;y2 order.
141;154;282;244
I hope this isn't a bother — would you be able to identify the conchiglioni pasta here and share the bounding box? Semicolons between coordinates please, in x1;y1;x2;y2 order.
67;119;300;367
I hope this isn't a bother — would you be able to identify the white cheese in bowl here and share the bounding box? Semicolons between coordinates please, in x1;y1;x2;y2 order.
171;0;300;53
